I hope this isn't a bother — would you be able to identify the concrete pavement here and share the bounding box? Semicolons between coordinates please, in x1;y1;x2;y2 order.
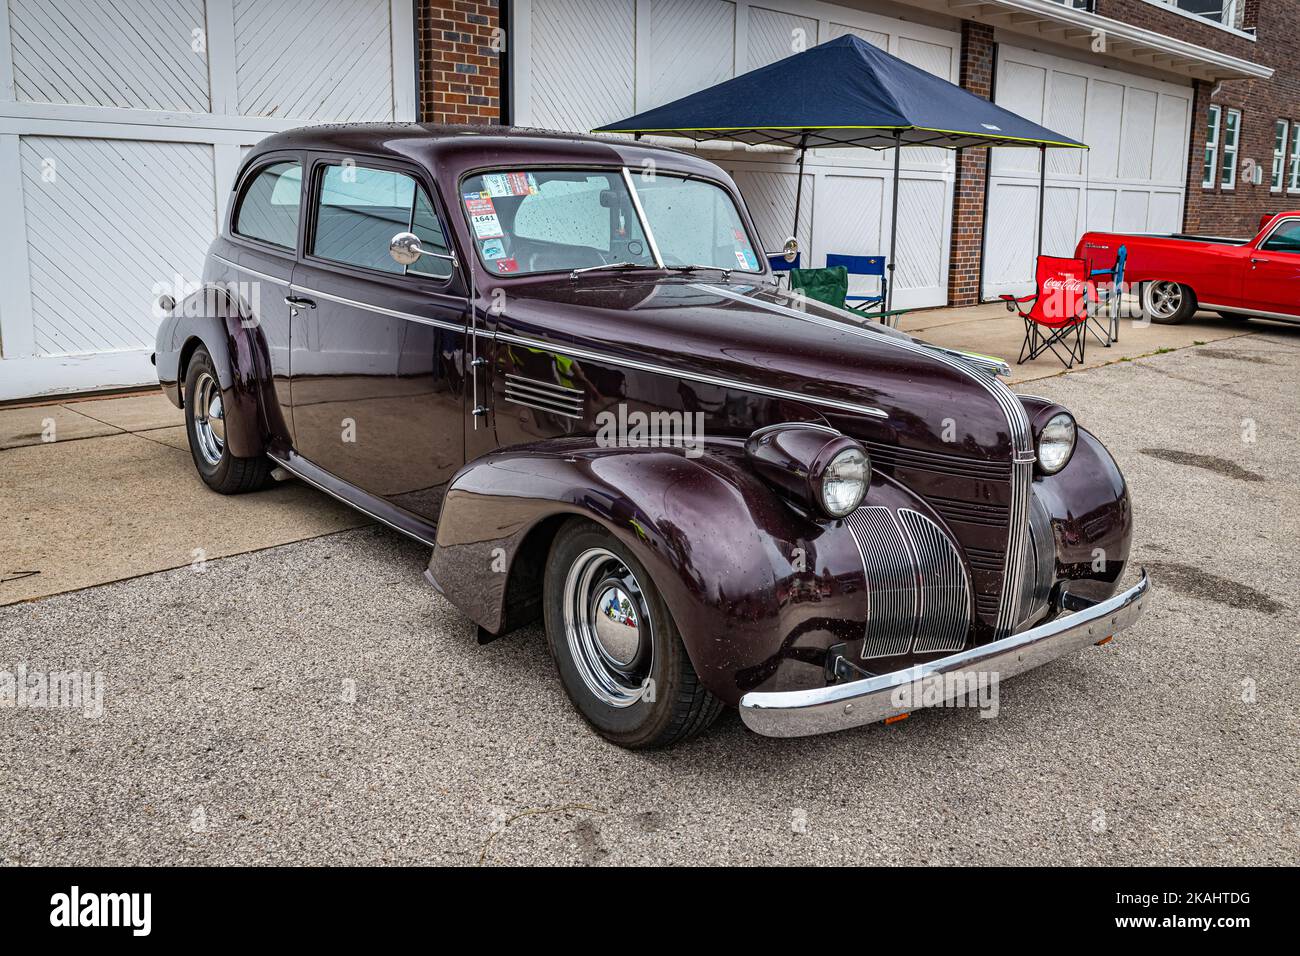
1;324;1296;865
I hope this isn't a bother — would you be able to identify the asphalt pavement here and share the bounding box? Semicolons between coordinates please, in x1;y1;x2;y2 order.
1;327;1296;865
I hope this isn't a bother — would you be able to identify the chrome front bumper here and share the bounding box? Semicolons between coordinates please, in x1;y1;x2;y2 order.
739;570;1150;738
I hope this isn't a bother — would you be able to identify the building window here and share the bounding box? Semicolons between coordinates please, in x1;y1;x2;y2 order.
1155;0;1244;30
1202;105;1221;189
1222;108;1241;190
1272;121;1290;193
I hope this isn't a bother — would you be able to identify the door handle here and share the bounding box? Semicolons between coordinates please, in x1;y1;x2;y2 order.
1250;257;1270;265
284;295;316;309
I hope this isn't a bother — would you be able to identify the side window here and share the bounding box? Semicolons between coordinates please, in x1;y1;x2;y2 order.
312;164;452;278
1262;220;1300;254
234;161;301;249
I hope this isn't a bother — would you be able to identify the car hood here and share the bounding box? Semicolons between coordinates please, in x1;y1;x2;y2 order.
489;274;1024;457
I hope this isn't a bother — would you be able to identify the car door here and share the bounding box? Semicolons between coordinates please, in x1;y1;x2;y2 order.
225;153;304;446
1245;217;1300;317
288;157;468;524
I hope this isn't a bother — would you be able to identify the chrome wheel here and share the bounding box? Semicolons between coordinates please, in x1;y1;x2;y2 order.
192;371;225;467
562;547;653;708
1145;281;1184;320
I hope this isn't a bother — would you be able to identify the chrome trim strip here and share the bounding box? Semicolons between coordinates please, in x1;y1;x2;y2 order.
739;571;1150;738
266;453;437;547
844;506;914;659
622;166;665;268
504;373;583;396
491;331;889;420
212;255;290;287
293;285;467;334
1197;302;1300;323
503;394;584;420
503;384;584;410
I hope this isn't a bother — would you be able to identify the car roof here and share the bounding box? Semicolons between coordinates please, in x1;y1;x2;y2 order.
248;122;726;180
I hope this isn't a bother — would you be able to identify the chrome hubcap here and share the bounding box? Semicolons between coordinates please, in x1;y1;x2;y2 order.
563;548;653;707
192;371;225;466
1148;281;1183;318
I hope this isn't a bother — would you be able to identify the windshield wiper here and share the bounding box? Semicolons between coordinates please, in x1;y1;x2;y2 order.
569;262;657;280
666;264;734;280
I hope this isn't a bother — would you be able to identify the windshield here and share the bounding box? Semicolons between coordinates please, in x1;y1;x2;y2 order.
458;168;762;276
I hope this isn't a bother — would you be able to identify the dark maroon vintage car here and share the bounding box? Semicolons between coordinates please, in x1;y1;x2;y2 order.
155;124;1148;748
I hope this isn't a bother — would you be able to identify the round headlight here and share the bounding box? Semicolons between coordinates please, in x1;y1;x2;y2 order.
1036;412;1076;474
818;447;869;517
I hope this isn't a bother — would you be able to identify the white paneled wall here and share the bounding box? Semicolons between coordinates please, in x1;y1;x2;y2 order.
0;0;416;399
983;44;1191;299
514;0;958;310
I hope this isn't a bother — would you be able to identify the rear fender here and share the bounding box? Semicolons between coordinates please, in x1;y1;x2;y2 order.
157;283;276;459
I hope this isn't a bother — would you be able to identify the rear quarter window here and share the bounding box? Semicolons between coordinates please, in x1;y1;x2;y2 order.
234;161;302;249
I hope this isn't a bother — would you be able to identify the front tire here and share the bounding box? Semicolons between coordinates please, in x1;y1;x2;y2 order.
1140;280;1197;324
183;346;272;494
543;520;723;749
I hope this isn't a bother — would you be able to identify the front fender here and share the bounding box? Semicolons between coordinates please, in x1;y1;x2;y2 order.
429;437;885;706
1034;426;1133;604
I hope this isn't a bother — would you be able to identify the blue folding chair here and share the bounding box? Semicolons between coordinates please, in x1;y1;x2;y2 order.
767;252;801;287
1086;244;1127;346
825;253;909;326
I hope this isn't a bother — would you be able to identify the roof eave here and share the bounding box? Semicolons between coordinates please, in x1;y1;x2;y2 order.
917;0;1272;82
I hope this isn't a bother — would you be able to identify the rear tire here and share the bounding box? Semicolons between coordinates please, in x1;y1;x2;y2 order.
542;519;723;749
1140;280;1197;324
183;346;272;494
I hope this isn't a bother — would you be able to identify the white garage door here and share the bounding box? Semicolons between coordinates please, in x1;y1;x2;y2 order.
514;0;958;311
0;0;416;400
982;44;1191;300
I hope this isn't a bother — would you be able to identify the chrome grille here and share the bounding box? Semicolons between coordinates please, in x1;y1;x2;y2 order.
866;441;1011;481
845;506;972;659
503;374;584;419
899;509;971;654
844;506;915;658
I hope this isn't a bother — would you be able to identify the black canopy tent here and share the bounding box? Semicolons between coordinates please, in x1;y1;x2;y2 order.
596;35;1087;310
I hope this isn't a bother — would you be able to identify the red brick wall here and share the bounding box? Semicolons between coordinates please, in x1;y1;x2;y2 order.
948;20;995;306
417;1;502;124
1094;0;1299;237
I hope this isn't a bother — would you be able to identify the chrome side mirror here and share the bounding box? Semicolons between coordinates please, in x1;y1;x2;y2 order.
781;237;799;263
389;231;458;269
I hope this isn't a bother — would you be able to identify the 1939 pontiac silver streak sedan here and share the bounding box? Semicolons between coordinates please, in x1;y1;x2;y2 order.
156;124;1149;748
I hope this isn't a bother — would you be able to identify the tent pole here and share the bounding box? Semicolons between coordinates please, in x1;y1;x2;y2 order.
792;133;808;244
1036;144;1046;257
887;131;902;313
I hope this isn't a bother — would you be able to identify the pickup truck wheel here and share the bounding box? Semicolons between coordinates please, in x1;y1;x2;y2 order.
543;520;723;749
1141;280;1197;324
184;347;272;494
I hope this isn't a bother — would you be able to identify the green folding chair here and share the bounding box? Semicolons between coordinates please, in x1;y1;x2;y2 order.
789;266;848;309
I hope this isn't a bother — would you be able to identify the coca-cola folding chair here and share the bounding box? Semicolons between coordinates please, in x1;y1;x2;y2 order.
1000;256;1092;369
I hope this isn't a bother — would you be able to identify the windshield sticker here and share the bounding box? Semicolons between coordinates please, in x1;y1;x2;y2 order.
481;238;507;259
508;172;538;195
482;172;538;197
465;195;503;239
481;174;512;197
735;249;758;271
494;257;519;274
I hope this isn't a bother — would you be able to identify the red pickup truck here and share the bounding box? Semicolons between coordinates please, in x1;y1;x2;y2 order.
1075;211;1300;325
